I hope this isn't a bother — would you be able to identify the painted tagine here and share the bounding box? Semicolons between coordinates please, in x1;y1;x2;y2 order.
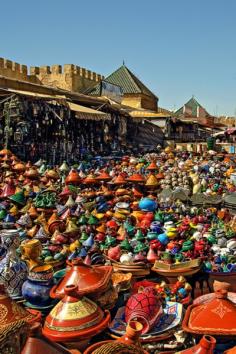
182;288;236;336
43;284;110;347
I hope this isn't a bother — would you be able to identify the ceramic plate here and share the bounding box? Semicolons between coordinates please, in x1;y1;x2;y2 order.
109;301;183;337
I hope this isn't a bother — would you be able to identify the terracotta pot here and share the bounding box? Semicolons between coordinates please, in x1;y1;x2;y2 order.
83;321;147;354
177;335;216;353
43;284;111;343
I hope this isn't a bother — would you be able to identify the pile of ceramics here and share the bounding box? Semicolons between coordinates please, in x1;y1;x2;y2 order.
0;148;236;353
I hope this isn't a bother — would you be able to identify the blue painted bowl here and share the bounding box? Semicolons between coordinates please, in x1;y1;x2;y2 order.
138;198;157;212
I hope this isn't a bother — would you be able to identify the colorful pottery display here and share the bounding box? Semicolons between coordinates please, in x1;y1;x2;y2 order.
109;301;183;338
1;148;236;352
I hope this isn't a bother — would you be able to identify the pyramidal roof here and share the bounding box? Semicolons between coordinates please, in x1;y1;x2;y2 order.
175;97;210;117
86;65;158;99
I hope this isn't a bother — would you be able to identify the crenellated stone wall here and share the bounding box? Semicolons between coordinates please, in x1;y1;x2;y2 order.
0;57;103;92
30;64;104;92
0;58;30;81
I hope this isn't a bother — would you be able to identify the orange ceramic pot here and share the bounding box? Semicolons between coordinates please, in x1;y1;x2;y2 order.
84;321;148;354
177;335;216;353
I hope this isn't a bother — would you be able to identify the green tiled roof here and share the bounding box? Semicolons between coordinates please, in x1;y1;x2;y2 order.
86;65;158;99
175;97;209;117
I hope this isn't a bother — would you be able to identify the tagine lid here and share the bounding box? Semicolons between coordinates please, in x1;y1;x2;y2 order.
182;289;236;335
146;161;158;171
50;258;113;299
127;174;145;183
43;285;110;342
112;174;127;185
145;174;158;187
0;284;41;326
95;171;112;181
83;174;97;184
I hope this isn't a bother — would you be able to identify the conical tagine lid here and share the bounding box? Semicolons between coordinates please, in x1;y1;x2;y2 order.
127;174;145;183
50;258;112;299
182;289;236;335
43;284;110;342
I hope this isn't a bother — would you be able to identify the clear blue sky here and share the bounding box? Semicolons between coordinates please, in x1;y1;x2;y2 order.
1;0;236;116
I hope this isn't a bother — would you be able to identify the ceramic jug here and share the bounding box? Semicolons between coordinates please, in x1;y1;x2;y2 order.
0;229;28;298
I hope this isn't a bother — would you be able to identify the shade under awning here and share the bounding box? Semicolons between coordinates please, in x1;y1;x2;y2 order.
6;88;65;100
67;101;111;120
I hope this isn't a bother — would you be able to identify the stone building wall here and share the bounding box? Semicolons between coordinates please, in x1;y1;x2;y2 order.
0;57;104;93
30;64;104;92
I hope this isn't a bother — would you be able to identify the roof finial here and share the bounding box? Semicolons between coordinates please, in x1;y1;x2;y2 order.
123;59;125;66
192;94;195;99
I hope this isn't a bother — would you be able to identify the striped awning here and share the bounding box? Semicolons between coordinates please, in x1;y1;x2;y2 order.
130;110;171;119
67;102;111;120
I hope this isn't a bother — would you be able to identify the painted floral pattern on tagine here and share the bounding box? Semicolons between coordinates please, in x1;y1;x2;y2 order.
51;297;98;320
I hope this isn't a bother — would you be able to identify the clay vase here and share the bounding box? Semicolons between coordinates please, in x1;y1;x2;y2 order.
118;320;143;347
108;245;121;261
177;335;216;353
146;247;158;263
125;287;162;334
22;265;54;306
0;229;28;298
83;321;147;354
